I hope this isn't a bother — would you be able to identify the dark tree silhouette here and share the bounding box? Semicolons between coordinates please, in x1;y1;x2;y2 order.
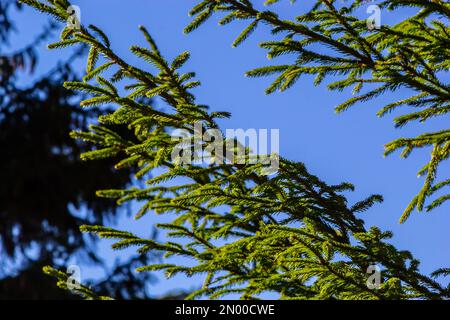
0;1;156;299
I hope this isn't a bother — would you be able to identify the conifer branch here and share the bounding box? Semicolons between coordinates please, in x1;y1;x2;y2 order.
186;0;450;221
21;0;450;300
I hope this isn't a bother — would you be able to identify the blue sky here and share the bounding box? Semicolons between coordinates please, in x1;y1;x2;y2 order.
10;0;450;297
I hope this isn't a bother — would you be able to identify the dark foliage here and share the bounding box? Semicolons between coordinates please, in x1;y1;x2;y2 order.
0;1;156;299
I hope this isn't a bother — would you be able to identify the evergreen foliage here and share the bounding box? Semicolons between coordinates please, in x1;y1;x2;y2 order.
0;0;157;299
20;0;450;299
185;0;450;222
